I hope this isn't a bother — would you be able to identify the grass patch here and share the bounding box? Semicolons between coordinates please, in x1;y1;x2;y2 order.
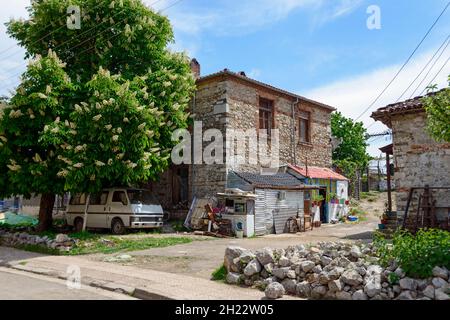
15;244;61;256
349;207;368;222
65;236;193;255
211;264;227;281
171;220;189;232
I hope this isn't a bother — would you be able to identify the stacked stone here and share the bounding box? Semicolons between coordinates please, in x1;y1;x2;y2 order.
0;229;77;252
223;242;450;300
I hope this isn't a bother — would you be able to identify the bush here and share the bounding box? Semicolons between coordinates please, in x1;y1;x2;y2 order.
374;229;450;278
211;264;227;281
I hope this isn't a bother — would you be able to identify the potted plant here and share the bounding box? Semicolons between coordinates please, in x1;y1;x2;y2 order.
378;213;388;228
329;193;338;204
312;194;325;206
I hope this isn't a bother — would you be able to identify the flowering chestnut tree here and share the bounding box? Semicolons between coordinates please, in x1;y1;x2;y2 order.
1;0;195;230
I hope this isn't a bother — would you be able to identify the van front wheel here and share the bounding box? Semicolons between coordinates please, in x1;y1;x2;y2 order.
111;218;125;235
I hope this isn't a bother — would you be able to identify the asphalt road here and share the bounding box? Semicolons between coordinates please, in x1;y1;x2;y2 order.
0;267;136;300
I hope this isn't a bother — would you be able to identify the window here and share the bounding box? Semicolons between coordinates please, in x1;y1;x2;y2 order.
112;191;128;205
127;190;159;205
259;98;274;134
69;194;87;205
298;111;311;143
89;192;109;205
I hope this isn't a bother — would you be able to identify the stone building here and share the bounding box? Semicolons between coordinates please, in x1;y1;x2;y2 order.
149;62;336;211
371;91;450;225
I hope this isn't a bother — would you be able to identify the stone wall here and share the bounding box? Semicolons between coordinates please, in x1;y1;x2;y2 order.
391;112;450;220
226;79;333;172
150;75;334;210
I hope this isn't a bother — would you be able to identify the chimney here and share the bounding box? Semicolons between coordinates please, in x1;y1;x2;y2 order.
238;71;246;77
190;58;200;79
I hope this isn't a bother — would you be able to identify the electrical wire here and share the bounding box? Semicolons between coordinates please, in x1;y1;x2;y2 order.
396;35;450;102
354;1;450;121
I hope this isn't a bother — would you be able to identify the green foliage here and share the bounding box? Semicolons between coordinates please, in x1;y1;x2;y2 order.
388;272;400;285
331;112;370;178
15;243;61;256
211;264;227;281
312;194;324;202
1;0;196;222
374;229;450;278
422;76;450;142
171;220;188;232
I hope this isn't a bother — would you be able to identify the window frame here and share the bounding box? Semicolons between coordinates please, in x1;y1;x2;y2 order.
112;191;128;206
298;110;311;144
258;97;275;135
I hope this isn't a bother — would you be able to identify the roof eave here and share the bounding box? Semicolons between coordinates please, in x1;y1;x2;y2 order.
197;70;337;112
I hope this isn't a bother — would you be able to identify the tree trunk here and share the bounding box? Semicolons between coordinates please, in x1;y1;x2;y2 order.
37;193;55;232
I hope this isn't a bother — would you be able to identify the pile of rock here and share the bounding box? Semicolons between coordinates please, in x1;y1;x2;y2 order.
224;242;450;300
0;229;77;252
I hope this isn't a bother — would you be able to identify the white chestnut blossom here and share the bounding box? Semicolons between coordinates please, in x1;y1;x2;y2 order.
93;114;102;121
7;164;21;171
95;160;106;167
57;170;69;177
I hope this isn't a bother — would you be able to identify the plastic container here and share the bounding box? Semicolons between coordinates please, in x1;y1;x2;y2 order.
236;230;244;238
378;224;386;230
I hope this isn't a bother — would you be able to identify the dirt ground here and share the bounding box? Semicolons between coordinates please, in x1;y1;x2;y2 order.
87;192;390;280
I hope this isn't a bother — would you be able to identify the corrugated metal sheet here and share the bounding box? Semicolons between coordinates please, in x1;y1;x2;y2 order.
273;208;298;234
255;189;268;236
254;189;304;235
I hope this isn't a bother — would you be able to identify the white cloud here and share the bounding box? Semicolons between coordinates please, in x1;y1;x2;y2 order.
151;0;363;36
302;47;450;156
248;68;262;79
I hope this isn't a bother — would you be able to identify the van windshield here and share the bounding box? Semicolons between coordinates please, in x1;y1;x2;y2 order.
127;190;159;205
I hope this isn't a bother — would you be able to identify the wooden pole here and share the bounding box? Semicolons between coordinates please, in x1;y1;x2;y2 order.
82;194;90;232
386;154;392;213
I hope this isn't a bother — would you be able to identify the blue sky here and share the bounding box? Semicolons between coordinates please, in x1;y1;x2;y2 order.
1;0;450;156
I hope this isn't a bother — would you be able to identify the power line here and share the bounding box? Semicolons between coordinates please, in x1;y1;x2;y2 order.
0;0;115;61
420;54;450;95
2;0;166;77
396;35;450;102
354;1;450;121
1;0;181;85
73;0;184;57
409;37;450;98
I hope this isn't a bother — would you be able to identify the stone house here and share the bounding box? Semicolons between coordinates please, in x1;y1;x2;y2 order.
150;60;337;212
371;91;450;227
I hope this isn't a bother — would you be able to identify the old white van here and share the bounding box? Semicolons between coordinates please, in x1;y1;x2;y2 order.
66;188;164;234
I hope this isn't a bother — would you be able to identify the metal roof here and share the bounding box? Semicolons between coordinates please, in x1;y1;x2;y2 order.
232;171;315;189
288;165;349;181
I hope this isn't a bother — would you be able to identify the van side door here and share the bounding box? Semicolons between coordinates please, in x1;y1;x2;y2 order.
88;191;109;228
107;190;132;227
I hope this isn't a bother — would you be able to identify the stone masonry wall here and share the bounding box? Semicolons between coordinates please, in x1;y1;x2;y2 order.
150;76;334;209
392;112;450;220
226;79;332;173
